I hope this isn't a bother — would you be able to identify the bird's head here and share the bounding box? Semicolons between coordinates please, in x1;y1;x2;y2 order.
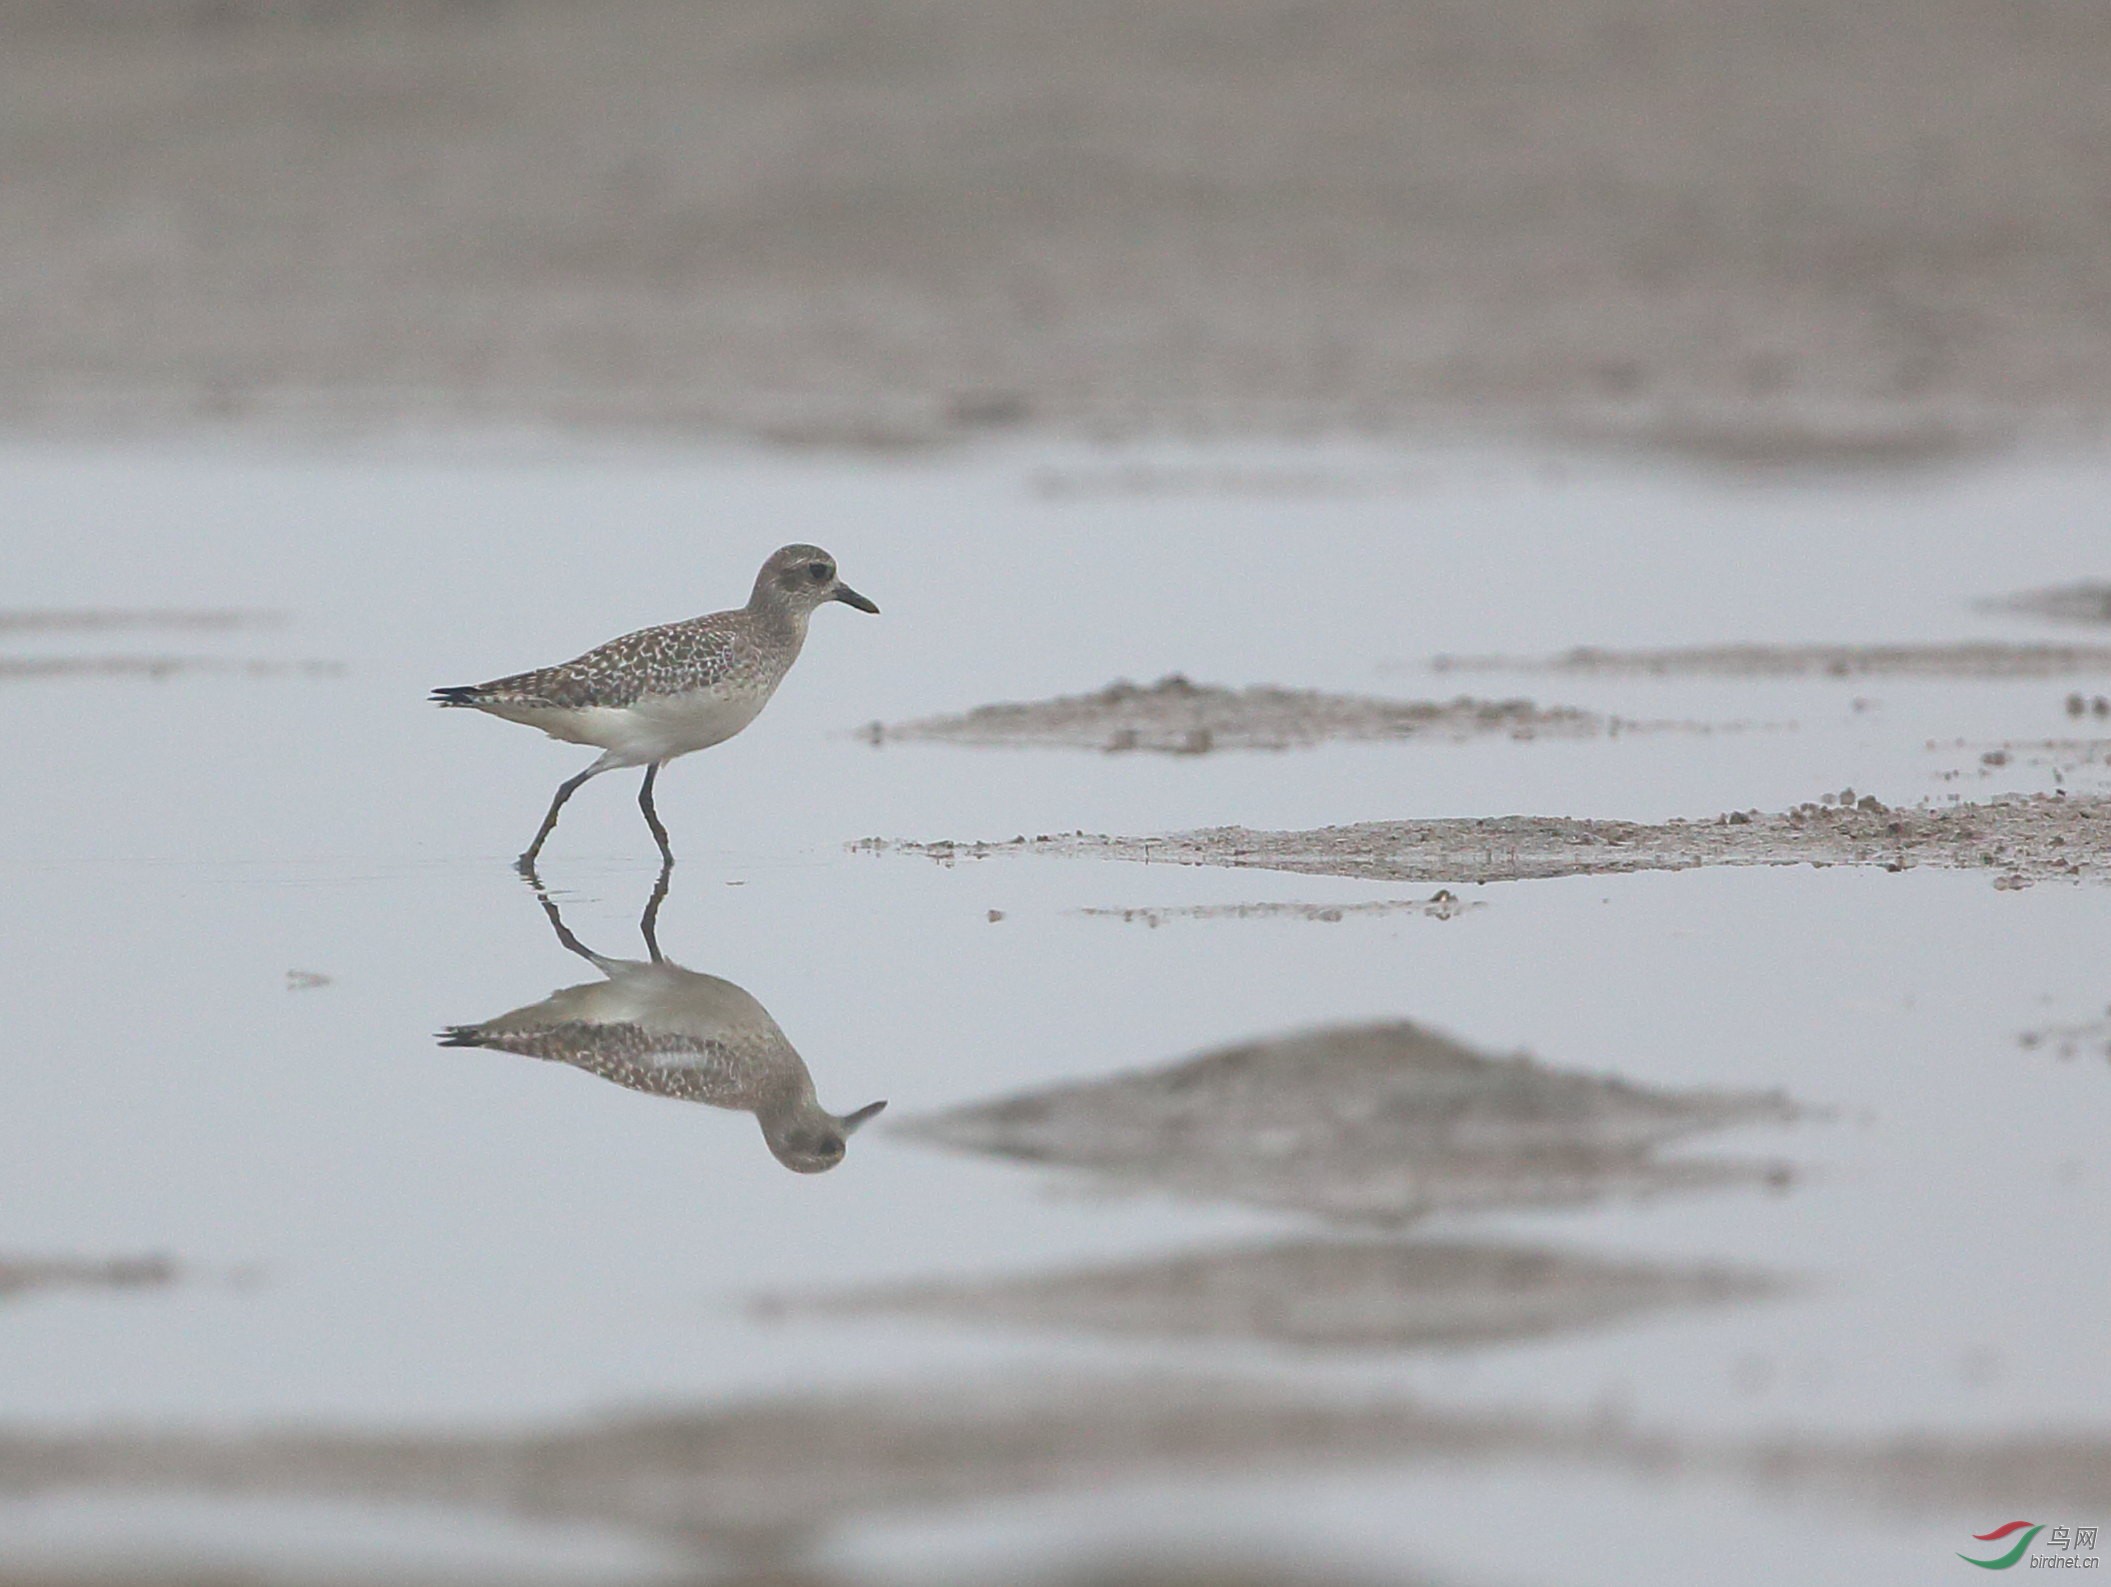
763;1097;888;1174
753;544;879;618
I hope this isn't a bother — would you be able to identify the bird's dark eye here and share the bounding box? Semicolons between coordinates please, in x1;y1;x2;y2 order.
807;563;830;582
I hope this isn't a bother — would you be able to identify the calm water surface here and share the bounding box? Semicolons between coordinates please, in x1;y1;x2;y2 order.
0;438;2107;1585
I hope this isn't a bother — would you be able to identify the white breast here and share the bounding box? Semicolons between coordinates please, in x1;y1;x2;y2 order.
506;683;777;764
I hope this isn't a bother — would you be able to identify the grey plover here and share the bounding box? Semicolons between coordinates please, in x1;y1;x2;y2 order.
440;866;886;1173
433;545;877;869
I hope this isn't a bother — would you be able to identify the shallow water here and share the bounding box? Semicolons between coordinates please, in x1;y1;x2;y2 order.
1;437;2109;1584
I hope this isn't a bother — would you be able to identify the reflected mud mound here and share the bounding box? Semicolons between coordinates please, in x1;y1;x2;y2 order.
0;1565;1450;1587
938;1564;1453;1587
1730;1433;2111;1516
783;1238;1779;1351
867;677;1603;754
7;1382;2109;1563
1428;642;2111;678
887;793;2111;889
899;1022;1801;1224
0;1254;176;1303
0;1379;1568;1556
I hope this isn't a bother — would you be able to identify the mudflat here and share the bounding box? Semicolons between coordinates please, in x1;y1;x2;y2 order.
9;0;2111;457
886;793;2111;888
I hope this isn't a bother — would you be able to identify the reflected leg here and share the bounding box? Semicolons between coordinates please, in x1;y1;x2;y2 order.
640;856;673;963
638;761;674;866
522;868;599;964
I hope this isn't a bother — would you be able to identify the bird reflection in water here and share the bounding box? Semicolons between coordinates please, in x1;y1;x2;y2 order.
441;864;886;1172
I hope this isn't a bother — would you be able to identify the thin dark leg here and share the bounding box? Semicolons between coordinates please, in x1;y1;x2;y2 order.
638;761;674;867
524;870;600;965
640;855;673;963
518;765;599;872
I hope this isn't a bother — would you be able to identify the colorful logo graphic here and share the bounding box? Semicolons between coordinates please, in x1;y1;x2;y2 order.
1960;1522;2044;1570
1959;1521;2100;1569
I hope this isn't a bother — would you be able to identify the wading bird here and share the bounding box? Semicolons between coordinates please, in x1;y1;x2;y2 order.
434;544;877;869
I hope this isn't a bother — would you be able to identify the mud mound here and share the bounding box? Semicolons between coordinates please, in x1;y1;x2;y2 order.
899;1022;1799;1224
885;793;2111;889
784;1238;1777;1352
1429;642;2111;678
868;677;1601;753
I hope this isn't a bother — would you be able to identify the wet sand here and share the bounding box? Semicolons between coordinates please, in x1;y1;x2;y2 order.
884;792;2111;889
10;1;2111;458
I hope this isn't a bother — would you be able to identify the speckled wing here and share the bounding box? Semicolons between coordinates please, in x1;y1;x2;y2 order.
439;1019;758;1106
439;613;744;711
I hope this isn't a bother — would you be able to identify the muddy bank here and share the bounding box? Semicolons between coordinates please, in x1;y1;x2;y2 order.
1081;892;1478;926
898;1022;1799;1225
883;793;2111;889
867;678;1603;754
780;1239;1777;1352
0;609;282;633
0;1254;175;1302
13;2;2111;457
0;657;343;682
1428;642;2111;679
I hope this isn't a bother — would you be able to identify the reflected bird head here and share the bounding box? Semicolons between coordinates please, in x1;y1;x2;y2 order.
756;543;879;617
764;1097;888;1174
